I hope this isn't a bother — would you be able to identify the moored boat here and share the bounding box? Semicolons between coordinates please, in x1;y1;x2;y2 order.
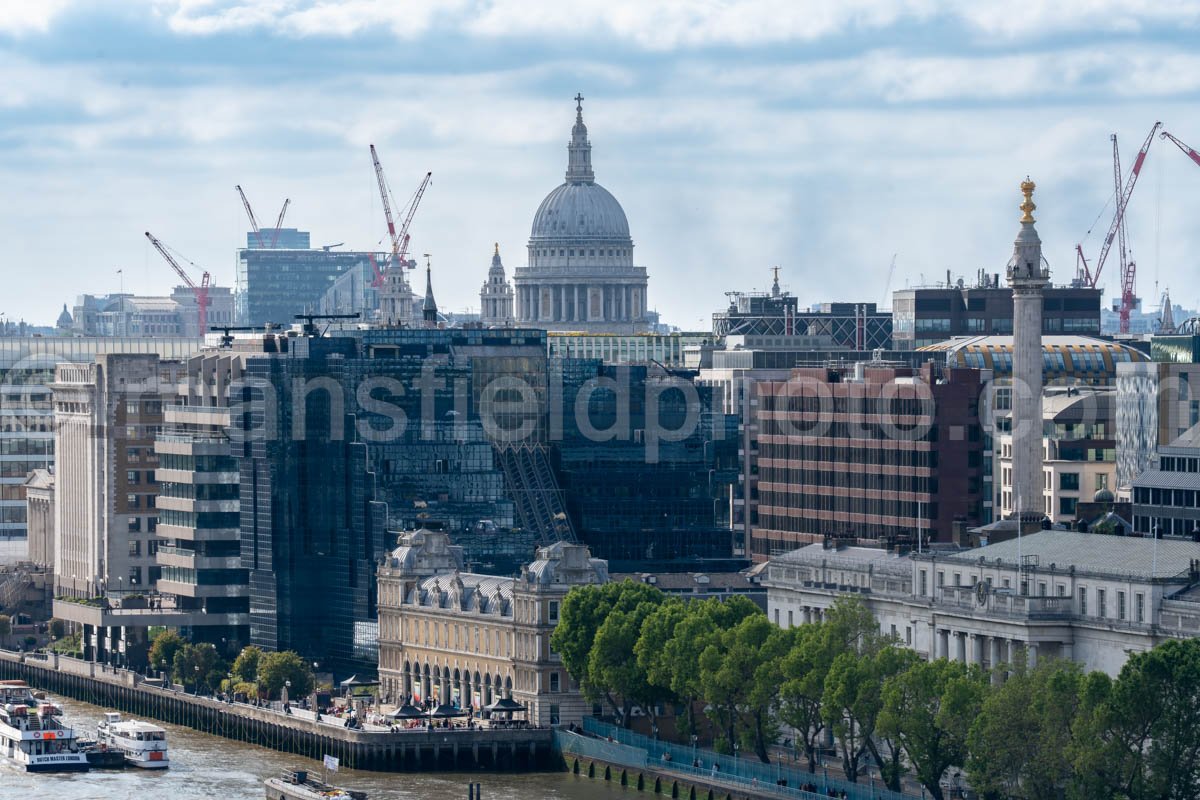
265;768;367;800
96;711;169;769
0;681;89;772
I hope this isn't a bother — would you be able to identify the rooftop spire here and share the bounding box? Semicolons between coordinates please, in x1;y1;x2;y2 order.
422;254;438;325
565;92;595;185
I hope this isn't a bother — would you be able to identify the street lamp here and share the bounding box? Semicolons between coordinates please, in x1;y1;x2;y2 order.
194;664;200;695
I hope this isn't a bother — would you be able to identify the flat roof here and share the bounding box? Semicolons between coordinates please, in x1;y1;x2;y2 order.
938;530;1200;580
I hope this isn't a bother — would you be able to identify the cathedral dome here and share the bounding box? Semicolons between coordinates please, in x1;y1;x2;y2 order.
530;182;630;241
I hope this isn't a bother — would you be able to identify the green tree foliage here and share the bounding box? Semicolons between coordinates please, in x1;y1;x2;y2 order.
825;640;921;784
172;642;225;692
634;595;761;737
0;614;10;643
231;645;262;684
256;650;315;699
1070;638;1200;800
589;598;663;728
148;629;185;674
550;580;664;723
879;658;988;800
48;618;66;640
698;613;789;762
967;656;1086;800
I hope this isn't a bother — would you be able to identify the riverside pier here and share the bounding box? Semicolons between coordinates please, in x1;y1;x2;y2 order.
0;649;555;772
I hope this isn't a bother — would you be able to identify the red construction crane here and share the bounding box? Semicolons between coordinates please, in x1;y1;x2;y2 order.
368;144;431;288
144;231;211;335
1161;130;1200;168
1073;121;1161;333
394;171;433;274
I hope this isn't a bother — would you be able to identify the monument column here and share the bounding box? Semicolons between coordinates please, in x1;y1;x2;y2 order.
1007;178;1050;528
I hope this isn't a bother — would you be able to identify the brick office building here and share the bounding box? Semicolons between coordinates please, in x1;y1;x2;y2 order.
750;361;987;561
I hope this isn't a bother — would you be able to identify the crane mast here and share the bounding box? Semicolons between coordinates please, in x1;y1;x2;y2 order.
394;171;433;273
369;145;399;258
1075;121;1161;291
235;185;266;249
268;199;290;248
144;231;211;334
1161;131;1200;167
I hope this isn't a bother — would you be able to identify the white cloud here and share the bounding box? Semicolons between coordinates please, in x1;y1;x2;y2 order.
0;0;72;35
143;0;1200;47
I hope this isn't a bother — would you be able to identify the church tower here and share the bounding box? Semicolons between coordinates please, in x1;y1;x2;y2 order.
513;95;650;333
422;260;439;328
480;243;515;326
1007;178;1050;526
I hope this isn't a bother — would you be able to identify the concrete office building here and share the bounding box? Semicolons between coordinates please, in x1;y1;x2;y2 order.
154;350;250;652
994;388;1116;523
764;530;1200;677
713;270;892;350
51;354;182;599
22;470;53;569
0;337;202;544
1131;424;1200;538
513;97;650;333
892;276;1100;349
72;290;235;339
377;527;608;726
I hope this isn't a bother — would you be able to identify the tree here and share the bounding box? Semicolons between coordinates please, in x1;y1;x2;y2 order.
231;645;262;684
48;618;66;640
698;614;788;762
551;580;664;722
968;656;1086;800
257;650;315;699
824;641;920;784
1072;638;1200;800
172;642;224;693
878;658;989;800
148;629;185;675
778;623;831;773
0;614;10;646
635;595;761;737
589;599;665;728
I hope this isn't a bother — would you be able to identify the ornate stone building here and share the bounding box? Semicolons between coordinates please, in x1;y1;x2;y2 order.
512;96;650;333
376;527;608;726
480;244;515;326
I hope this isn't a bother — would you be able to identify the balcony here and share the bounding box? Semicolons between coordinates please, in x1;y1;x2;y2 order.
935;585;1075;620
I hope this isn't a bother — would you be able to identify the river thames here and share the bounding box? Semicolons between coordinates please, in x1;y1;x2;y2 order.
1;697;626;800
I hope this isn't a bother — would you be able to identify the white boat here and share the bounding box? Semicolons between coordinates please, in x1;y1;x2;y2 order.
96;711;169;769
0;681;89;772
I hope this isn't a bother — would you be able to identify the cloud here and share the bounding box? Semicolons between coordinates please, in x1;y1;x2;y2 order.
0;0;72;35
140;0;1200;48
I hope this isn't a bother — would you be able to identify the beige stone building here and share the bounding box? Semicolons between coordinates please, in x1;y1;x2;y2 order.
377;528;607;727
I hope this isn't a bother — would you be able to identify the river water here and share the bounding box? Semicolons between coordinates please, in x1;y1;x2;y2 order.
0;697;625;800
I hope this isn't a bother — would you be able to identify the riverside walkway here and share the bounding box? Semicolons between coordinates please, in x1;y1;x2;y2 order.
0;648;554;772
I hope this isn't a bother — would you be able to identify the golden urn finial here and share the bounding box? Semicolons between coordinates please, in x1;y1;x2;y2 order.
1019;177;1036;224
494;242;499;256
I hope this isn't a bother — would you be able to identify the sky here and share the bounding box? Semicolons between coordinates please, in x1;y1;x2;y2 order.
3;0;1200;328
